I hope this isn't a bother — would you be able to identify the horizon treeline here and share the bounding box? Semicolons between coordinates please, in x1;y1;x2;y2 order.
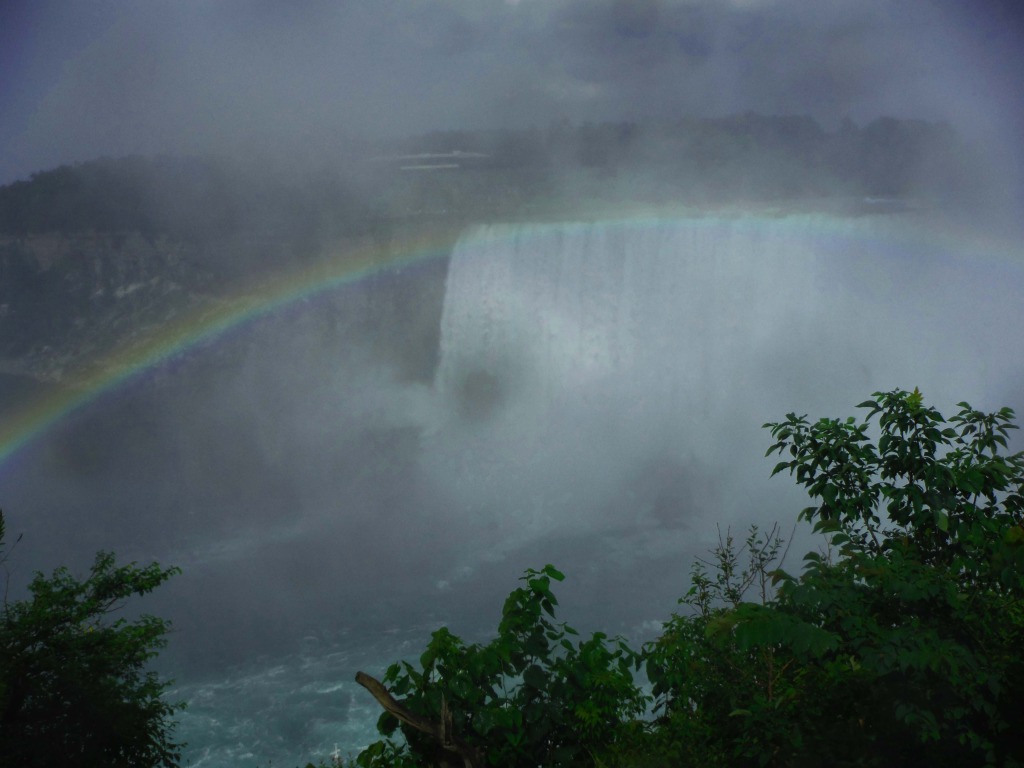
0;113;980;241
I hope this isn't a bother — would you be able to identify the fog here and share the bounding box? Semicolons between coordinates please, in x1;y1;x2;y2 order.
2;1;1024;766
3;1;1023;194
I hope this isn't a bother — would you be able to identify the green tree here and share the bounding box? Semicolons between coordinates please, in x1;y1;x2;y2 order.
640;524;808;767
0;510;184;767
356;565;647;768
759;388;1024;765
642;389;1024;767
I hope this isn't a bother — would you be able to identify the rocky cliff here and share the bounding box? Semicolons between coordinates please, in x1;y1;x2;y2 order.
0;232;220;381
0;221;454;397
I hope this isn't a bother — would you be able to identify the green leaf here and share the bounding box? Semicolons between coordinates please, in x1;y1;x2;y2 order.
523;663;547;690
543;564;566;581
822;483;838;505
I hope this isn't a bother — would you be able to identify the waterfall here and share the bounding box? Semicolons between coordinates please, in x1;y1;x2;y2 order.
436;218;830;425
421;214;1023;563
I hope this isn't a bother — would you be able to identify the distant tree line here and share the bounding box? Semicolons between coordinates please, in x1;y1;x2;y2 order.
0;114;982;242
0;155;235;240
0;154;372;244
379;113;980;204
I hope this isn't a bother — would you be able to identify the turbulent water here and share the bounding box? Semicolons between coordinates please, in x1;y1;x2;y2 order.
6;214;1024;767
171;625;435;767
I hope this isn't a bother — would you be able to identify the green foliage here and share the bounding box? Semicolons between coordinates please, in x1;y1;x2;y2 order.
349;388;1024;768
757;389;1024;766
0;510;183;767
638;389;1024;767
357;565;647;768
640;525;811;767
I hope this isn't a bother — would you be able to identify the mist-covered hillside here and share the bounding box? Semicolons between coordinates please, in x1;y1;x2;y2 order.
1;115;977;235
0;114;981;382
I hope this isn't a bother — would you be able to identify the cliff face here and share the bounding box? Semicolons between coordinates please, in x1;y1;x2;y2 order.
0;224;453;389
0;232;219;381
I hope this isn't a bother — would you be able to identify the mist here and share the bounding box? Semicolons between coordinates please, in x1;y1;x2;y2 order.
2;1;1023;194
2;1;1024;765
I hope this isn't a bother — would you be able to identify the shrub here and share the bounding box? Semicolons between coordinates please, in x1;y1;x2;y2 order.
0;510;183;767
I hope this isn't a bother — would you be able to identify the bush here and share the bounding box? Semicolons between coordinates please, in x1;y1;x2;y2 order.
355;565;647;768
642;388;1024;767
0;511;183;767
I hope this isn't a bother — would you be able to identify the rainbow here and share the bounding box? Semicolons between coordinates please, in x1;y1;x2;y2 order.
0;228;458;470
0;210;1020;472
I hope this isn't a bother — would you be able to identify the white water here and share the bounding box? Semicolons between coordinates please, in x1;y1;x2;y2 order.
422;214;1024;559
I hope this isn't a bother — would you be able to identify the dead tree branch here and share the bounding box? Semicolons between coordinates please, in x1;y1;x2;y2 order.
355;671;484;768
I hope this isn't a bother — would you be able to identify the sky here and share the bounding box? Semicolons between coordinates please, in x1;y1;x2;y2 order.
2;0;1023;187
